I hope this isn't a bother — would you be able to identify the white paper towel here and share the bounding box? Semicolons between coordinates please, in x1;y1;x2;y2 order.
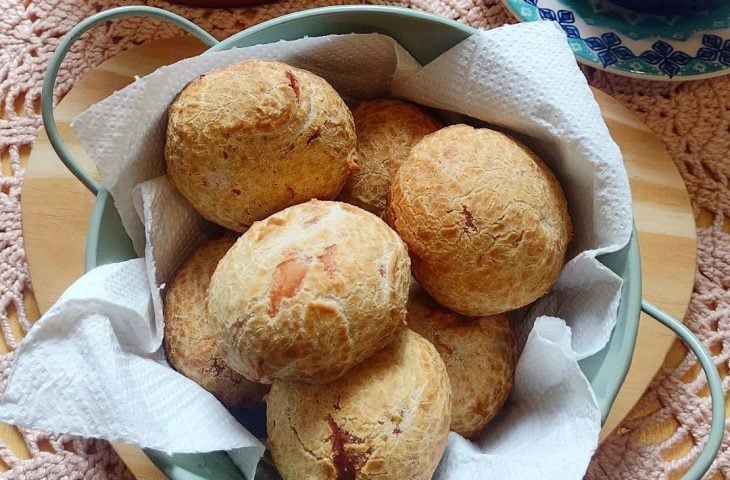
0;259;264;479
132;176;218;333
0;22;632;480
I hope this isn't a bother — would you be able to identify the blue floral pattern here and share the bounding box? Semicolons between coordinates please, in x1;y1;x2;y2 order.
518;1;730;79
584;32;634;67
538;9;580;38
639;41;691;77
697;35;730;66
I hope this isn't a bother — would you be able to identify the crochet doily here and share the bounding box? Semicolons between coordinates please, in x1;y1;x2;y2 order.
0;0;727;478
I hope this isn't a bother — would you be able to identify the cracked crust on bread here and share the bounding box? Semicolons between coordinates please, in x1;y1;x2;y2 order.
163;235;269;408
165;60;357;231
386;124;572;316
266;329;451;480
406;281;517;438
207;200;411;384
339;99;441;216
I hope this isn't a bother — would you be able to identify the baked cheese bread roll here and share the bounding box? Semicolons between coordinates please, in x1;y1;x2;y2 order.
387;124;571;316
339;99;441;216
166;60;357;231
406;282;517;438
267;329;451;480
207;200;410;384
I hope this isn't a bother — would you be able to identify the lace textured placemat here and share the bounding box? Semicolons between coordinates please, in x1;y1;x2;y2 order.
0;0;728;478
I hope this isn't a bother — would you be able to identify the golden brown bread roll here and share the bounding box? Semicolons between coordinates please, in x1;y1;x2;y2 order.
165;60;357;231
406;282;517;438
387;124;572;316
338;99;441;216
266;329;451;480
207;200;411;384
163;235;269;408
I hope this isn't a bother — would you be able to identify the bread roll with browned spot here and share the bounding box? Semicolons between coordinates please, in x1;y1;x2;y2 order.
387;124;571;316
164;235;269;408
207;200;410;384
406;282;516;438
165;60;357;231
267;329;450;480
339;99;441;216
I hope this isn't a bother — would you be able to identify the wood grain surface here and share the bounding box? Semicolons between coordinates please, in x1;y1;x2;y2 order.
15;36;696;479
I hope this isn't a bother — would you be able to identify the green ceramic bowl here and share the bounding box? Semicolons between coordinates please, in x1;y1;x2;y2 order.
87;8;641;476
41;5;723;480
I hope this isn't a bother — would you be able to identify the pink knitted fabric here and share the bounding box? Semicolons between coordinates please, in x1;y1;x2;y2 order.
0;0;727;478
584;73;730;480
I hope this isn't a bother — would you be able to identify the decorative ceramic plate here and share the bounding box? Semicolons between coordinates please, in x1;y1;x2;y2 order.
501;0;730;80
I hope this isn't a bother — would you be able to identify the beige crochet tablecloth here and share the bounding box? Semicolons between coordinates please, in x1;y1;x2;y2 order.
0;0;728;478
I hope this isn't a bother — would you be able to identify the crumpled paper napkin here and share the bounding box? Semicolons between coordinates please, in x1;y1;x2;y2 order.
0;21;631;479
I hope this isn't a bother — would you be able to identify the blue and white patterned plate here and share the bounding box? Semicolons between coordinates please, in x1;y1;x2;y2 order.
501;0;730;80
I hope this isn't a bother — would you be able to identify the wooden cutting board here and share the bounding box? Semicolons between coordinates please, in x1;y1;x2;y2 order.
19;36;696;479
